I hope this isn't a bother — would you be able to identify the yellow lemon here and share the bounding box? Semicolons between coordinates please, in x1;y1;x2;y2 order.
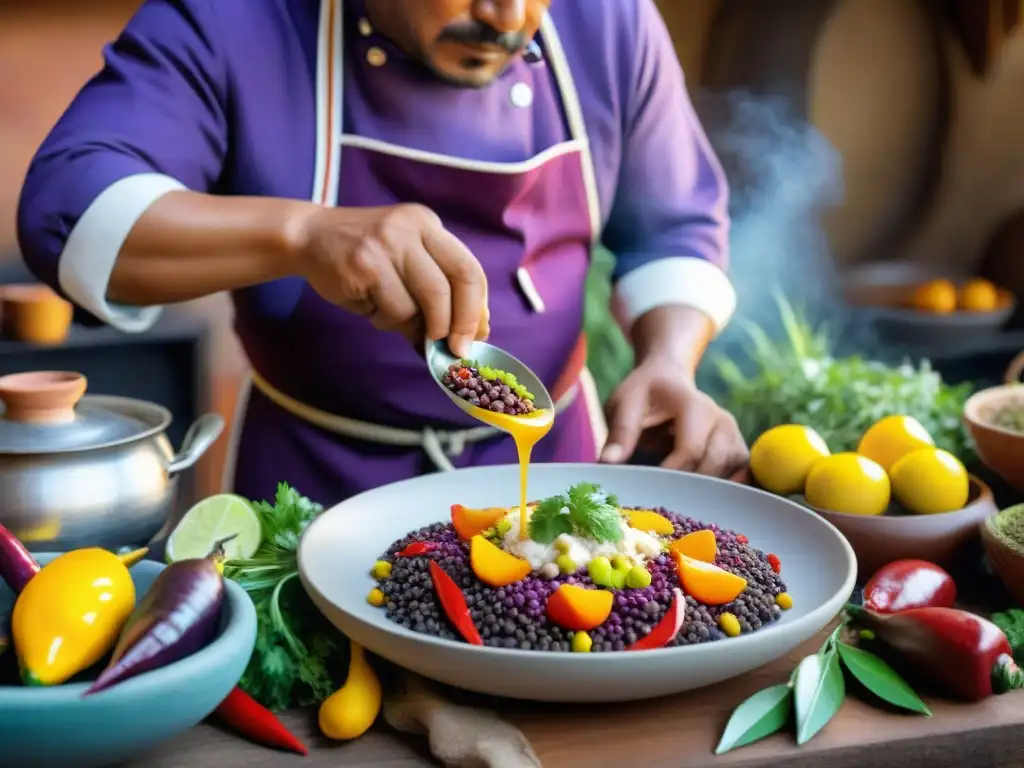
856;415;934;473
890;447;969;515
749;425;831;496
805;453;891;516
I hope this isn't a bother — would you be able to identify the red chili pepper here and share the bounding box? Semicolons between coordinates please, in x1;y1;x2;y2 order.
398;541;434;557
848;605;1024;701
213;686;309;755
429;560;483;645
766;553;781;574
0;523;40;593
735;535;748;545
863;559;956;614
457;367;471;379
628;588;685;651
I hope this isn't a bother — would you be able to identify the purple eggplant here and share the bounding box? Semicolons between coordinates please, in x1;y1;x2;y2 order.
84;556;225;696
0;523;40;593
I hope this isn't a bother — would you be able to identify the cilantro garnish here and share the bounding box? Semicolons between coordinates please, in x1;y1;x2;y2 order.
528;495;573;544
528;482;623;545
223;483;344;712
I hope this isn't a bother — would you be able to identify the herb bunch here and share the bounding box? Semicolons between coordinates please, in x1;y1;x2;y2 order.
528;482;624;544
711;293;974;461
223;483;345;712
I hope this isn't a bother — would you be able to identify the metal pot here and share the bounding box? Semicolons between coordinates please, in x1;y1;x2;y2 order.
0;370;224;552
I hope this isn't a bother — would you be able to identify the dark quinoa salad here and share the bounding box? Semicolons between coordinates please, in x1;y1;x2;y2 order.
442;360;536;415
366;484;792;653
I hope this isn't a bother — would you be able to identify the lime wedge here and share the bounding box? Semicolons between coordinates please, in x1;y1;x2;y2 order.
166;494;262;563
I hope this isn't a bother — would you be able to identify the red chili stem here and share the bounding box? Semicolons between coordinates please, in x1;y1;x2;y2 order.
0;523;40;593
213;686;309;756
429;560;483;645
398;542;435;558
993;655;1024;694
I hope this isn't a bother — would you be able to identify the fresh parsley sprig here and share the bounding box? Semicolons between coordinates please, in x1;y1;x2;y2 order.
223;483;345;712
528;482;623;545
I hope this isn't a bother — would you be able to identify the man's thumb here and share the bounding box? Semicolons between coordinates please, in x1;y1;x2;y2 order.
600;385;645;464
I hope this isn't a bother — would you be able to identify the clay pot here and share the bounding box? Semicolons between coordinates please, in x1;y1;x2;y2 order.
807;475;997;579
0;283;73;345
963;351;1024;494
980;510;1024;607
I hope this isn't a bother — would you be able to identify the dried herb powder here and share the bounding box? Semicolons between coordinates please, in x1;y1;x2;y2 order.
991;504;1024;554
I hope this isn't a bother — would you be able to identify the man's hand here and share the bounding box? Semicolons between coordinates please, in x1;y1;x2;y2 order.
294;203;490;356
598;305;747;478
600;360;749;477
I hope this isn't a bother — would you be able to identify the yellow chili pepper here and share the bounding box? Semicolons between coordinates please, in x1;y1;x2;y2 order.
319;643;382;740
13;548;136;686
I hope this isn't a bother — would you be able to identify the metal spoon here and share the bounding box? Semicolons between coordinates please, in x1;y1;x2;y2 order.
425;339;555;419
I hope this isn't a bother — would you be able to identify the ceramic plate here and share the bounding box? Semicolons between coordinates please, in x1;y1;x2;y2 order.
298;463;856;702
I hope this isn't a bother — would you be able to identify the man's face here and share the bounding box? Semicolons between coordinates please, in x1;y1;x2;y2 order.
371;0;551;88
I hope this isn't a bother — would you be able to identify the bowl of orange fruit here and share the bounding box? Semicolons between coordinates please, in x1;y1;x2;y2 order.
842;262;1014;345
748;416;997;578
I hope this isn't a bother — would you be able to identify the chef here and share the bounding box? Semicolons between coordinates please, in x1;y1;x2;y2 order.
17;0;748;506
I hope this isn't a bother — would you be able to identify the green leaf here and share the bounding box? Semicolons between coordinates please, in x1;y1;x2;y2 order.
566;483;623;543
715;684;792;754
990;609;1024;664
836;643;931;715
528;495;573;544
794;650;846;745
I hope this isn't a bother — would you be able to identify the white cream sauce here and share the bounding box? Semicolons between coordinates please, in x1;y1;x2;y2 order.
500;506;663;570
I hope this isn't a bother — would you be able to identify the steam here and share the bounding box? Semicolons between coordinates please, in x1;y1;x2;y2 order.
695;91;847;360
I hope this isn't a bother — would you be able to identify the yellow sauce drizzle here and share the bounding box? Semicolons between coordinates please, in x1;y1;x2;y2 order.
468;407;553;539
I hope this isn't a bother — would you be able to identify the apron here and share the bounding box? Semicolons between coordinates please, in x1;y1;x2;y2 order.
224;0;608;506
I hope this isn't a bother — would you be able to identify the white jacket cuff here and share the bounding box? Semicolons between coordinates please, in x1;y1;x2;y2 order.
613;256;737;335
57;173;185;333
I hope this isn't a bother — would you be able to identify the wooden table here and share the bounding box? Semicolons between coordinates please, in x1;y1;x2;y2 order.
126;624;1024;768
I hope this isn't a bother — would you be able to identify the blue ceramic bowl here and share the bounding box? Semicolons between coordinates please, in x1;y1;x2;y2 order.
0;555;257;768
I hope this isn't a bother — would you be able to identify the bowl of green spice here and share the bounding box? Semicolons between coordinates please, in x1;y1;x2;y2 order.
981;504;1024;607
963;352;1024;493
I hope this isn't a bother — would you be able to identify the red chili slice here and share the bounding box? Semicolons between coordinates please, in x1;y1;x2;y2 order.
398;542;435;557
428;561;483;645
627;588;686;651
767;553;781;573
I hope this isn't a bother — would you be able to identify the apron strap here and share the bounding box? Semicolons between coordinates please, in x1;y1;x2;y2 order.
248;369;580;472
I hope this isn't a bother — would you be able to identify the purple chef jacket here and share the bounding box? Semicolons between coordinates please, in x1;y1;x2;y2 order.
16;0;735;506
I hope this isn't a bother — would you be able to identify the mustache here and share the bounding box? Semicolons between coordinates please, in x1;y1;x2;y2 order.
437;21;527;54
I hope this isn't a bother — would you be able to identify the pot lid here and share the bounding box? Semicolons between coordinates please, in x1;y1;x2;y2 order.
0;372;170;454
